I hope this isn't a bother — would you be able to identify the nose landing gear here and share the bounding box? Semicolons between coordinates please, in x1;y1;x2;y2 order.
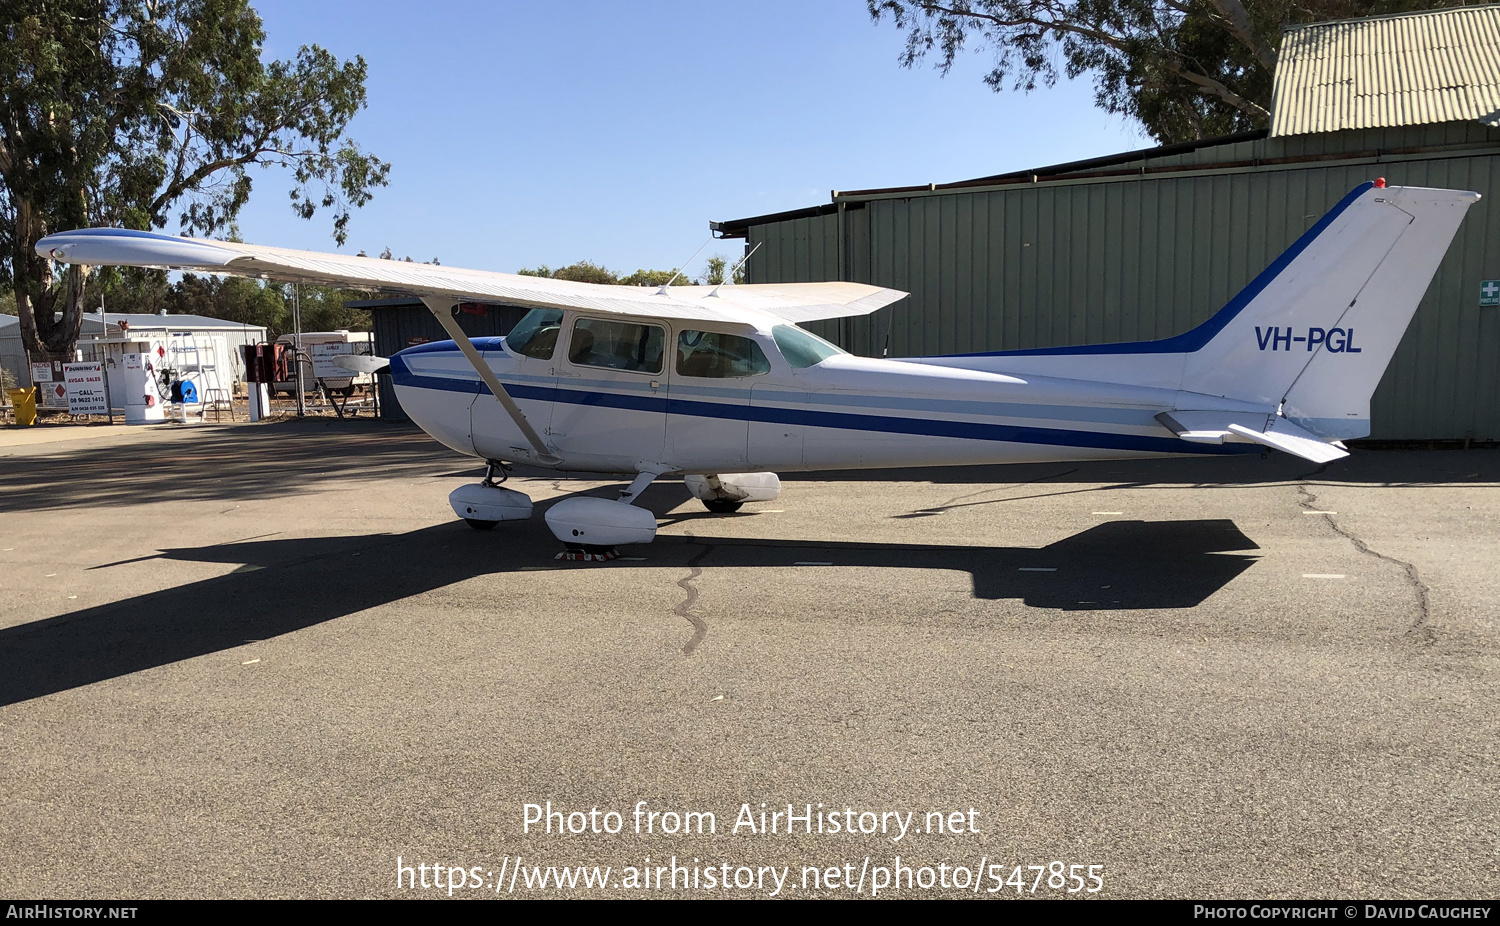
684;473;781;513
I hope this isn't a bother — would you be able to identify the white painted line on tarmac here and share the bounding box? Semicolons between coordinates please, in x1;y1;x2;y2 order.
1303;573;1346;579
1018;567;1058;572
1303;510;1338;515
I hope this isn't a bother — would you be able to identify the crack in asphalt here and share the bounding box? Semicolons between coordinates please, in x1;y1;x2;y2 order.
674;539;713;656
892;468;1082;518
1296;482;1435;644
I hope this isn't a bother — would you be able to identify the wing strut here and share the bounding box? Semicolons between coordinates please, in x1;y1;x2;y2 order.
419;296;561;465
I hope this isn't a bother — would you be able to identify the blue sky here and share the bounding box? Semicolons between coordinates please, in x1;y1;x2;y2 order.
231;1;1145;276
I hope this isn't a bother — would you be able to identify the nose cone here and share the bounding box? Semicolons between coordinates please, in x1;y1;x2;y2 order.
389;341;480;457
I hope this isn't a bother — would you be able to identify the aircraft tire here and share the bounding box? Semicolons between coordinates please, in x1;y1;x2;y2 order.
464;518;499;530
702;499;744;514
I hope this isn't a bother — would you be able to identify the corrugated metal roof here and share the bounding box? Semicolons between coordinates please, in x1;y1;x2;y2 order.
89;312;267;329
1272;4;1500;136
0;314;110;333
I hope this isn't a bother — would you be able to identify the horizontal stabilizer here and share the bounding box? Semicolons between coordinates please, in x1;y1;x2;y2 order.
1157;411;1349;464
1226;421;1348;464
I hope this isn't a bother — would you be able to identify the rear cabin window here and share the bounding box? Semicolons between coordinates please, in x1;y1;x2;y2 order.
568;318;666;374
676;330;771;378
771;324;844;369
505;308;563;360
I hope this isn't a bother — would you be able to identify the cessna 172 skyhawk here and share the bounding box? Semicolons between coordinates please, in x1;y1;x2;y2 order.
37;180;1478;558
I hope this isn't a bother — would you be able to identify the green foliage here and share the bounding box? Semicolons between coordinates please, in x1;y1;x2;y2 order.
76;273;371;340
81;267;174;316
869;0;1468;143
0;290;15;315
290;284;374;335
169;275;291;334
0;0;389;359
517;260;621;285
618;268;686;287
699;255;746;286
517;260;711;287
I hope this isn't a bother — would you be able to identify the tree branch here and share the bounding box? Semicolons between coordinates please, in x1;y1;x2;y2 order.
912;1;1135;54
1170;65;1270;120
880;0;1273;128
1208;0;1277;71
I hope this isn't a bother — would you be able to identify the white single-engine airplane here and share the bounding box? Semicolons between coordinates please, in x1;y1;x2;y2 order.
38;180;1478;558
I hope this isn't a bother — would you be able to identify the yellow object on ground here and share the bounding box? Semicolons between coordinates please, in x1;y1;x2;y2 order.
8;388;37;426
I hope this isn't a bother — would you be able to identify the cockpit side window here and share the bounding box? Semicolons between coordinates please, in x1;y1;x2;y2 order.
771;324;845;369
505;308;564;360
675;330;771;378
568;317;666;374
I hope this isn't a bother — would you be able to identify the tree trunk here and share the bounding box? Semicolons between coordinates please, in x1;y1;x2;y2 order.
13;201;86;364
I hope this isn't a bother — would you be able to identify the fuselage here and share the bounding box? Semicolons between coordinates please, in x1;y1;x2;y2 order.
389;310;1269;475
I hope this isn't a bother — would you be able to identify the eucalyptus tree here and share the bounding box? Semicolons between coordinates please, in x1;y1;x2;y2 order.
869;0;1465;143
0;0;388;361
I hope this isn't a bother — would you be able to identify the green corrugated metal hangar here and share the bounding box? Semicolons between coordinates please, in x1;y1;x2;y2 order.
712;6;1500;441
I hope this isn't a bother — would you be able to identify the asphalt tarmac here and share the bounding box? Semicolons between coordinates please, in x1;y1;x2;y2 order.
1;418;1496;899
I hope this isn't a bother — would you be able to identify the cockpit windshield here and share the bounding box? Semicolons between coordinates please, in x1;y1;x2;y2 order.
771;324;845;369
505;308;564;359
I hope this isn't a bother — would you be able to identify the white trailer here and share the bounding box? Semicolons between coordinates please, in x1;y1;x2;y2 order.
275;330;375;395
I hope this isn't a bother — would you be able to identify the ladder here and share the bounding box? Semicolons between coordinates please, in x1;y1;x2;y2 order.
165;333;235;422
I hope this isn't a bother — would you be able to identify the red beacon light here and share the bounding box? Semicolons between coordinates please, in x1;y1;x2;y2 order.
1374;177;1387;188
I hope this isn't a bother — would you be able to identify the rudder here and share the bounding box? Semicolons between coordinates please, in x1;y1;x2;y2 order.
1181;183;1479;439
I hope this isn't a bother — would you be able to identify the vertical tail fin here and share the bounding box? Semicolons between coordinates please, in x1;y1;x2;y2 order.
920;181;1477;443
1181;183;1479;439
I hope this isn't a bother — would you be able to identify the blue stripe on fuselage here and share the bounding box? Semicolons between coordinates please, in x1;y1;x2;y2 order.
394;348;1157;426
390;360;1253;456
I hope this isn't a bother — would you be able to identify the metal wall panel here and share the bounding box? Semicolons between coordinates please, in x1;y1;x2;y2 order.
744;124;1500;439
366;302;527;421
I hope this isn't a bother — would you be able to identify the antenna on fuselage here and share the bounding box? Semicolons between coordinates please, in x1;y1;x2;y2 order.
707;241;761;298
655;237;713;294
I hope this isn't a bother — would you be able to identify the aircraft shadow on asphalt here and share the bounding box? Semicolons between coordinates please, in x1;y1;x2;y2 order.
0;512;1258;707
792;447;1500;490
4;419;1493;519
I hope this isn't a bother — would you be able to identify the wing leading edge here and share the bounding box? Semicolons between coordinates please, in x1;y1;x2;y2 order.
35;228;907;324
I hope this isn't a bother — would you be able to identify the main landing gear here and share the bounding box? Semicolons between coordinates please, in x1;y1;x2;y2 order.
448;468;785;559
684;473;782;513
448;464;661;560
545;471;660;561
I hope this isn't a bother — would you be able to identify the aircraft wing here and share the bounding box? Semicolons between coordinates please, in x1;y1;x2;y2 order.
35;228;907;324
1157;411;1349;464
